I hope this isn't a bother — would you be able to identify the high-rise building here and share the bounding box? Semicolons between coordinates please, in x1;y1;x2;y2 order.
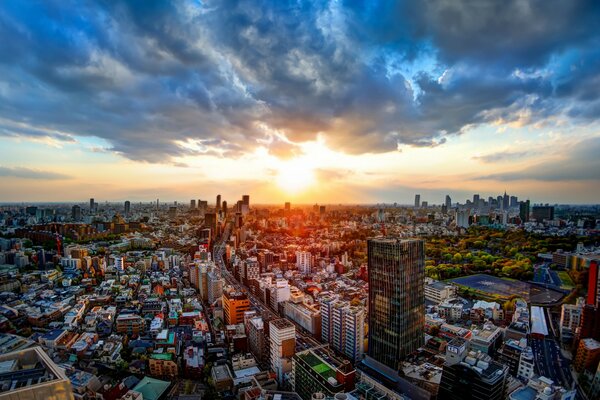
510;196;518;208
321;297;365;363
71;205;81;221
473;194;480;206
532;205;555;221
124;200;131;216
223;290;251;325
204;212;217;235
216;194;221;211
445;195;452;209
242;195;250;207
89;198;95;212
190;199;196;209
414;194;421;208
367;238;425;368
296;251;312;274
208;271;223;304
284;202;291;212
503;191;509;210
168;206;177;219
222;200;228;216
270;318;296;384
519;200;530;223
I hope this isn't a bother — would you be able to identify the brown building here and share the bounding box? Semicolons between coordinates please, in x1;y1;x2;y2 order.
149;353;178;378
574;338;600;372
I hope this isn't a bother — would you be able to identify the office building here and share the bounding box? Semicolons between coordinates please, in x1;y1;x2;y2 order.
0;347;74;400
414;194;420;208
71;205;81;221
445;195;452;209
439;338;508;400
519;200;530;223
204;212;217;235
510;196;518;208
223;290;251;325
291;347;356;400
89;198;95;212
532;205;555;221
216;194;221;211
367;238;425;369
168;206;177;219
190;199;196;209
124;200;131;216
269;318;295;384
284;202;291;212
502;191;509;210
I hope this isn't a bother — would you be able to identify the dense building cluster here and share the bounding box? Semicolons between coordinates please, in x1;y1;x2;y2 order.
0;195;598;400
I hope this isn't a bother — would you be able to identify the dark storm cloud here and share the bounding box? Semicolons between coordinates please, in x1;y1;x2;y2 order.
478;137;600;182
0;0;599;163
0;166;71;180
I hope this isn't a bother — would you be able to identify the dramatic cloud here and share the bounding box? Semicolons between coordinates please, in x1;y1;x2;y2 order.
478;137;600;182
0;166;70;180
0;0;599;163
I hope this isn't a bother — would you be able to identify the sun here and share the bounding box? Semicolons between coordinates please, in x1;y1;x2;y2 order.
276;159;316;193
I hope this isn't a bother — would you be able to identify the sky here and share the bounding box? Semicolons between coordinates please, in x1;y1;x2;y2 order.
0;0;599;204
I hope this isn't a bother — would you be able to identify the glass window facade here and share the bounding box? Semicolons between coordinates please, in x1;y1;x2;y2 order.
367;238;425;369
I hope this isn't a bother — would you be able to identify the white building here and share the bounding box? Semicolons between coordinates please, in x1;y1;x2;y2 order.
269;318;295;384
296;251;313;274
559;298;584;342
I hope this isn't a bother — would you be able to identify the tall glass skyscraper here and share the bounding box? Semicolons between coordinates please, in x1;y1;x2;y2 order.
367;238;425;369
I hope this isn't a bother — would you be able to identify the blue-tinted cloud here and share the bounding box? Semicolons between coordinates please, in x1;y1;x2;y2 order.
0;0;598;163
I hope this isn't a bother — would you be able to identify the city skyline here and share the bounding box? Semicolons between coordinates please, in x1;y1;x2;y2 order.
0;1;599;203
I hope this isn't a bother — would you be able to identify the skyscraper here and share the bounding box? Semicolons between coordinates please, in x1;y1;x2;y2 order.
190;199;196;209
89;198;95;212
519;200;530;223
285;202;291;212
502;191;509;210
367;238;425;369
445;195;452;209
71;205;81;221
242;194;250;207
124;200;131;216
414;194;420;208
473;194;480;207
216;194;221;211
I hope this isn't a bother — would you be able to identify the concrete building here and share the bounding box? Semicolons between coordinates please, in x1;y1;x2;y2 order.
269;318;296;384
291;346;356;400
0;347;74;400
439;338;508;400
223;290;251;325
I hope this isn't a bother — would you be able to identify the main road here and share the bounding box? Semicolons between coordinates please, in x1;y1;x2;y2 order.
212;221;318;348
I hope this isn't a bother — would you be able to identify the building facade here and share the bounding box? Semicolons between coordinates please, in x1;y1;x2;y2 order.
367;238;425;369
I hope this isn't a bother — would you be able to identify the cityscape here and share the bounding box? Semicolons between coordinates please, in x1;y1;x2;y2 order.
1;1;600;400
